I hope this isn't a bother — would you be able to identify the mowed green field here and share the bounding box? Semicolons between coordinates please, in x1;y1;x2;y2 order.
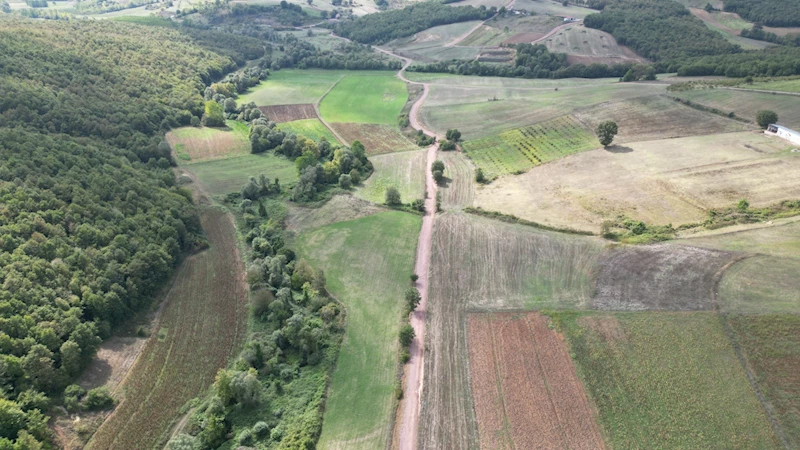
294;212;421;450
356;150;427;204
278;118;340;143
672;88;800;129
320;74;408;124
719;256;800;314
187;154;298;196
238;70;346;106
728;314;800;448
744;78;800;93
557;312;780;449
462;115;599;178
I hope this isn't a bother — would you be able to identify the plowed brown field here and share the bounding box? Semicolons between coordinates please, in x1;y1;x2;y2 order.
258;103;318;122
468;312;606;450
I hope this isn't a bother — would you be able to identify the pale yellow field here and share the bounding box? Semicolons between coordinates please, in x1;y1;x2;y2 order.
475;132;800;232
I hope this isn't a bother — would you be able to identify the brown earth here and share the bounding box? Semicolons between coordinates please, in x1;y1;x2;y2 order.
467;312;606;450
593;244;738;310
330;123;418;155
259;103;318;122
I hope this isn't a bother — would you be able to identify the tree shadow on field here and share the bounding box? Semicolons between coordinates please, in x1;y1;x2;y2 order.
438;176;453;188
605;144;633;154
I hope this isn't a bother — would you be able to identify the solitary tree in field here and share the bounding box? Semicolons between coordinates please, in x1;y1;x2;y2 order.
596;120;618;147
756;110;778;129
385;186;401;205
446;129;462;141
432;160;445;185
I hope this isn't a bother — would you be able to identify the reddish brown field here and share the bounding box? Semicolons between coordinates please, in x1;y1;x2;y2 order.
467;312;606;450
330;123;417;155
258;103;318;122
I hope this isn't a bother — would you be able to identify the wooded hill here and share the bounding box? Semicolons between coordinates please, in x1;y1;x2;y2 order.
724;0;800;28
0;17;248;448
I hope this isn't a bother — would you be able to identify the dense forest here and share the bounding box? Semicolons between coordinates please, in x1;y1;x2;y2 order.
333;2;494;45
724;0;800;27
677;46;800;77
583;0;739;63
267;35;402;71
0;17;248;448
740;24;800;47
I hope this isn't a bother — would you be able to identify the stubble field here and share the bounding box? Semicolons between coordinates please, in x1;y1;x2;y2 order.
672;88;800;129
260;103;319;123
166;121;250;164
330;123;418;155
542;25;645;66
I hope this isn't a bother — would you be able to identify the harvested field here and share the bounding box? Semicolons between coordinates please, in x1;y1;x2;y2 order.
238;69;346;106
86;209;248;450
718;256;800;314
677;219;800;258
560;312;781;449
574;95;752;144
278;118;340;143
187;153;298;196
166;121;250;164
286;194;385;232
543;25;645;65
495;15;562;45
330;123;417;155
467;312;606;450
383;21;484;62
259;103;318;122
593;244;737;311
462;115;599;178
672;88;800;129
728;314;800;448
458;25;510;46
356;149;426;204
418;213;603;449
475;132;800;232
514;0;595;19
438;151;475;209
744;78;800;93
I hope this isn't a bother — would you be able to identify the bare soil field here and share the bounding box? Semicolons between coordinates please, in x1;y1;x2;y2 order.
438;151;475;209
330;123;418;155
543;25;646;66
593;244;738;311
258;103;319;122
475;132;800;232
285;194;385;232
86;209;248;450
467;312;606;450
574;95;752;144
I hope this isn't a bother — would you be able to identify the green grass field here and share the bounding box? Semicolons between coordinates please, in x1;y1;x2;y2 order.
356;150;427;204
167;121;250;164
238;70;346;106
556;312;780;450
187;153;298;196
319;74;408;125
278;118;340;143
678;221;800;258
673;88;800;129
462;115;599;178
719;256;800;314
294;212;421;450
744;78;800;93
728;314;800;448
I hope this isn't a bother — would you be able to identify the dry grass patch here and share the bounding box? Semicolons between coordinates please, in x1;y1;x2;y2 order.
330;123;417;155
166;121;250;164
285;195;385;232
676;219;800;258
475;132;800;232
438;151;475;209
543;25;645;65
574;95;752;144
259;103;318;122
356;150;426;204
467;312;606;450
672;88;800;129
718;256;800;314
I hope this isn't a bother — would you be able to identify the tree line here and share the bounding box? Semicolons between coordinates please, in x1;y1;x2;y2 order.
723;0;800;28
0;16;253;448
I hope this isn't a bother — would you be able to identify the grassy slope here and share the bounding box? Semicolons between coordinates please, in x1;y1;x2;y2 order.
278;118;340;144
719;256;800;314
295;212;421;450
744;78;800;93
677;221;800;258
319;74;408;124
188;154;298;196
557;312;780;450
238;70;347;106
356;150;427;204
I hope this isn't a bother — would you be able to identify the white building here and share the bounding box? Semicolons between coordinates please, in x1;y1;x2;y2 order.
766;124;800;146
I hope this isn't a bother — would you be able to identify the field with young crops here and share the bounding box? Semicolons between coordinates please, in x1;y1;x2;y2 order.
86;209;248;450
672;88;800;129
475;132;800;232
557;312;780;449
187;153;298;196
727;314;800;448
278;118;340;143
320;74;408;125
330;123;418;155
238;70;347;106
462;115;599;178
260;103;319;123
356;150;427;204
718;256;800;314
295;212;421;450
166;121;250;164
467;312;606;450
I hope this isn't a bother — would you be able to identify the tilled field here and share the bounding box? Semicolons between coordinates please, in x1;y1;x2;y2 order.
467;312;606;450
258;103;319;122
86;209;248;450
331;123;418;155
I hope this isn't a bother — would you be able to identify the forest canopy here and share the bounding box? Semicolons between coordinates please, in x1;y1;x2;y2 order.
723;0;800;28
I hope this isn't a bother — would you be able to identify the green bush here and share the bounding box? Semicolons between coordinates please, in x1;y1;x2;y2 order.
83;387;115;411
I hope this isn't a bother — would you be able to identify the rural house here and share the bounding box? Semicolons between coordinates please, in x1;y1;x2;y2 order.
766;124;800;145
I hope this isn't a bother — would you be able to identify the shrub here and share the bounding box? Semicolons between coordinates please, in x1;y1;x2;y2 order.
83;387;115;411
338;174;352;189
399;324;415;347
756;110;778;128
252;421;270;438
385;186;402;205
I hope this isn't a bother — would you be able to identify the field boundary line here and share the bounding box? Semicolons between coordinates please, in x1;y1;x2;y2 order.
315;75;350;145
724;87;800;97
717;312;791;449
